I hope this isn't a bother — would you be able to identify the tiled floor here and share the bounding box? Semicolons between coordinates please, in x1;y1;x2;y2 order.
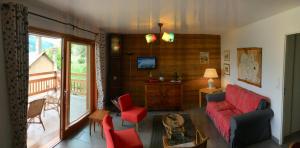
27;109;60;148
54;108;297;148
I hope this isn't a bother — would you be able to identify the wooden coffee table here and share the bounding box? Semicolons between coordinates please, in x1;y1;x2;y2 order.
162;114;208;148
163;129;208;148
88;109;109;138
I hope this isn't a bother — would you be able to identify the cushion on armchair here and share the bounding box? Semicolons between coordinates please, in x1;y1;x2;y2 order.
118;93;147;124
121;106;147;123
103;114;143;148
119;93;134;111
113;128;143;148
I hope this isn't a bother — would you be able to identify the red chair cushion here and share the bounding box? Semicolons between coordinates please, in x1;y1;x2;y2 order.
103;115;115;148
121;107;147;123
113;128;143;148
119;93;133;112
103;114;143;148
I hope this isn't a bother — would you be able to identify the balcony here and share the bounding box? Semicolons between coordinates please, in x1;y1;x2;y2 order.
27;71;87;148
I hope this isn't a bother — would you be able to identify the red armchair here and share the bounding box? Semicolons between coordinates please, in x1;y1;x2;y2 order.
103;114;143;148
118;93;147;131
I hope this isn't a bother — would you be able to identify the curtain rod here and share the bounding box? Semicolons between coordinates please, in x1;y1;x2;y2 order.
28;11;98;36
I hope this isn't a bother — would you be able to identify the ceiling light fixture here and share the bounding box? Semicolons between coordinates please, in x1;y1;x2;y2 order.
145;23;174;43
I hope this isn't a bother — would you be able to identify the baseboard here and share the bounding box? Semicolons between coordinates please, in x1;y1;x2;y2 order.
272;135;280;145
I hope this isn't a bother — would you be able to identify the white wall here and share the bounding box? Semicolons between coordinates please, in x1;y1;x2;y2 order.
0;2;12;147
221;6;300;144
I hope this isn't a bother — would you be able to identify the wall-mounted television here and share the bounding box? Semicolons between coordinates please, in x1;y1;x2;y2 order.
137;56;157;69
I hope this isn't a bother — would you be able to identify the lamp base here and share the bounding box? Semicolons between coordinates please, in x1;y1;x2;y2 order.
207;78;215;89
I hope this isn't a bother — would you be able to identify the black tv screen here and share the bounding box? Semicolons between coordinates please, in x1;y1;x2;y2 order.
137;56;156;69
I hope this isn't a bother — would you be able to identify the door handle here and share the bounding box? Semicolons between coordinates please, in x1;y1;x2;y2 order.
64;90;69;96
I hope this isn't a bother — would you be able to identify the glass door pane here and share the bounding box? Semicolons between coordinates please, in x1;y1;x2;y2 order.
68;42;91;124
27;33;62;148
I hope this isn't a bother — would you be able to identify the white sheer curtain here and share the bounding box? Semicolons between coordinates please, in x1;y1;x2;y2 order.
95;31;107;109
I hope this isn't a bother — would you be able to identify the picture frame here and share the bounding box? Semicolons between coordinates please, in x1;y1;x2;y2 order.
224;63;230;75
224;50;230;61
237;47;262;87
200;52;209;64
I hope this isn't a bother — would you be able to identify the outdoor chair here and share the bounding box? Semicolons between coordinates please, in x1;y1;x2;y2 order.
27;98;46;131
44;89;60;114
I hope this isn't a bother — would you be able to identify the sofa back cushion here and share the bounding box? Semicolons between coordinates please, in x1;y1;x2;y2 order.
225;84;242;107
236;90;267;113
225;84;268;113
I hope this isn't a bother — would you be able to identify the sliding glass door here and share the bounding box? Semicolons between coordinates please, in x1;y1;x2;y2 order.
63;38;94;134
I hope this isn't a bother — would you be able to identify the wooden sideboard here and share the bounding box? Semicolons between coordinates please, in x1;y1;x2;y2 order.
145;82;182;110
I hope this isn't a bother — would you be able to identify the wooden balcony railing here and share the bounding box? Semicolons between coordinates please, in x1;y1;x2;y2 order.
71;79;86;95
28;71;57;96
28;71;87;96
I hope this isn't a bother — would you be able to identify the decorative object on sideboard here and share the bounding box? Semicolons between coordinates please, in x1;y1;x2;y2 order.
200;52;209;64
147;71;159;83
171;72;182;83
159;72;165;82
203;68;218;89
224;64;230;75
145;23;174;43
237;47;262;87
224;50;230;61
149;71;153;78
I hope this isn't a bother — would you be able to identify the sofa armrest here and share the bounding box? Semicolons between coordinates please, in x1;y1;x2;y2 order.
230;109;274;148
206;92;225;102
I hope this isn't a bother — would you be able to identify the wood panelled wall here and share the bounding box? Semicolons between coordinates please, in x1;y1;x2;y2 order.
120;34;221;107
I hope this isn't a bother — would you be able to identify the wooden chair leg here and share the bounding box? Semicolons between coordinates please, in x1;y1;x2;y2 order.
39;115;45;131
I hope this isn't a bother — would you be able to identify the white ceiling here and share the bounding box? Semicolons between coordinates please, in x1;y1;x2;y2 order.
32;0;300;34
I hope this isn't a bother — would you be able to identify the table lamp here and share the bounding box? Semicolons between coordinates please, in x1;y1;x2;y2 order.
203;68;218;89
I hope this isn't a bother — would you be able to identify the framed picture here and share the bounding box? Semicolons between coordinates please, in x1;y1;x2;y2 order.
237;47;262;87
224;50;230;61
224;64;230;75
200;52;209;64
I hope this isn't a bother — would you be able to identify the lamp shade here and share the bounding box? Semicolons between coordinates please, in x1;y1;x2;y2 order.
162;32;174;42
145;34;157;43
204;68;218;78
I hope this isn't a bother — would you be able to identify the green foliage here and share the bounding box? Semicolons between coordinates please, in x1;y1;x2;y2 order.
42;43;87;76
70;43;87;77
45;48;62;70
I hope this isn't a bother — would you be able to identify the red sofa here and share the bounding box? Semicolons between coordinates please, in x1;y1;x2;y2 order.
206;84;273;148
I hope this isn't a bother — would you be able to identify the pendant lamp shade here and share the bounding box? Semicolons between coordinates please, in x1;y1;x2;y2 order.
162;32;175;42
145;34;157;43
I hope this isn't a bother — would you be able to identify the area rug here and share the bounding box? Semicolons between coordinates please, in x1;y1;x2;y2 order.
150;114;195;148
